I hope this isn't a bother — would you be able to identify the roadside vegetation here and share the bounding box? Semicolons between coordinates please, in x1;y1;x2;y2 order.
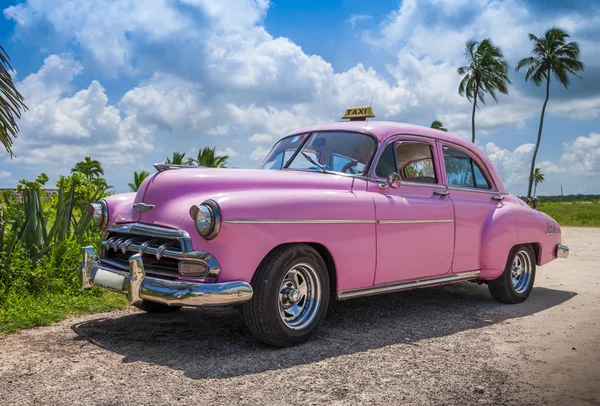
536;196;600;227
0;148;230;333
0;169;127;333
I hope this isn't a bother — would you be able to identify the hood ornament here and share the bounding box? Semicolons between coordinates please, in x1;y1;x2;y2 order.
133;202;155;212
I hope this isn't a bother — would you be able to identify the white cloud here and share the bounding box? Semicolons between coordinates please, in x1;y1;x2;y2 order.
548;98;600;120
249;133;275;143
181;0;270;31
485;132;600;189
5;1;192;76
120;73;210;133
560;132;600;175
0;170;11;179
207;126;229;136
485;142;534;185
346;14;371;28
250;146;269;161
218;147;238;157
6;55;152;166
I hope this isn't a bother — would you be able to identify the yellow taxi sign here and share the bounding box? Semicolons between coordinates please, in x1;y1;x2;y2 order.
342;106;375;120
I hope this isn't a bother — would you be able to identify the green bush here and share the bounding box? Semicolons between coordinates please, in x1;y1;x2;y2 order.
0;171;127;333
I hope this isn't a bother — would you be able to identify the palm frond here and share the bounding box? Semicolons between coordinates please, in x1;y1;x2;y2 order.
0;46;28;157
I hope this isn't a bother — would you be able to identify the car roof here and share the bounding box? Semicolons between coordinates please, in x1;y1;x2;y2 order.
284;120;507;193
286;120;468;146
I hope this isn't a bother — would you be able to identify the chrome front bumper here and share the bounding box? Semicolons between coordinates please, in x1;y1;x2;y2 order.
556;244;569;259
81;246;253;307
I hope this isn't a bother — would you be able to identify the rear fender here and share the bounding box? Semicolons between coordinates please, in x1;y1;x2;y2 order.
480;205;558;280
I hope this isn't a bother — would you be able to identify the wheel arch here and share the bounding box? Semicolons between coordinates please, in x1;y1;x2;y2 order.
255;242;338;298
528;242;541;265
480;205;545;279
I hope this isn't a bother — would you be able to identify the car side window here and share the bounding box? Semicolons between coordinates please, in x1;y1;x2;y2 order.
443;147;490;189
396;141;437;183
375;140;437;183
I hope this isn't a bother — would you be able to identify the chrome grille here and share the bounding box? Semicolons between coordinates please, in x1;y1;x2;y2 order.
100;223;193;280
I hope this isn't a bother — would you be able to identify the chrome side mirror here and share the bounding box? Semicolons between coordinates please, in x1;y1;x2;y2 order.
379;172;402;189
527;196;539;209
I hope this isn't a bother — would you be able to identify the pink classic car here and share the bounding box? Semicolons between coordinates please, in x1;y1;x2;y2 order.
82;107;569;347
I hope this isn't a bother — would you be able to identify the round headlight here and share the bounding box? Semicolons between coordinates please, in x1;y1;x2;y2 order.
87;200;108;228
189;200;221;240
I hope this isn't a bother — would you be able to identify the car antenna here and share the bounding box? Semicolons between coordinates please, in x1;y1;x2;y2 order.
355;97;373;188
364;97;373;131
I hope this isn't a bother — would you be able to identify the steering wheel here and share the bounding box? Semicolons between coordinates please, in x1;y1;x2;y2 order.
341;161;360;174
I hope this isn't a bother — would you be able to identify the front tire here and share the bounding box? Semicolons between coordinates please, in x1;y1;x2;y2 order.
488;245;536;304
243;244;330;347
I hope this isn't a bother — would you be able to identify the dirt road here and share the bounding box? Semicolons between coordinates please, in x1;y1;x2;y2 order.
1;228;598;405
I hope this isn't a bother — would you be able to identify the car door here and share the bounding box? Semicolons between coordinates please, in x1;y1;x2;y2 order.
438;143;504;273
369;136;455;285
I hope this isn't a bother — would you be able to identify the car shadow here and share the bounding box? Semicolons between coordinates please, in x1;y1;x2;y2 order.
72;283;576;379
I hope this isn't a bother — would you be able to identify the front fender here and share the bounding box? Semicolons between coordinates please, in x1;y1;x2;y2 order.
179;189;377;292
103;193;137;227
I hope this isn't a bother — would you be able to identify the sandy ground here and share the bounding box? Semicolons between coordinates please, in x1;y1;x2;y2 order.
0;227;598;405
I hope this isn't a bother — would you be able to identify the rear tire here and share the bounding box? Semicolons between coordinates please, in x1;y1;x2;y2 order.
136;300;182;313
243;244;330;347
488;245;536;304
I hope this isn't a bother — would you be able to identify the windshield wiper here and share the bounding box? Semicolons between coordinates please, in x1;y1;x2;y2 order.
301;151;326;173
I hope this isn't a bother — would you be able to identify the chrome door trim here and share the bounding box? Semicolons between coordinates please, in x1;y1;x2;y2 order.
356;176;447;190
401;181;441;189
337;270;480;300
447;186;509;195
377;219;453;224
224;219;376;224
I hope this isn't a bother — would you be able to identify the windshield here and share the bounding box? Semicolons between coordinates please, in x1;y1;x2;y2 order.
259;131;376;175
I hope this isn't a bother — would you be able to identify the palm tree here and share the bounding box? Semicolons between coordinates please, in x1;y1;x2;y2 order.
1;46;27;157
516;27;584;198
164;151;187;164
458;39;511;143
71;157;104;181
189;147;229;168
128;170;150;192
532;167;545;196
430;120;447;132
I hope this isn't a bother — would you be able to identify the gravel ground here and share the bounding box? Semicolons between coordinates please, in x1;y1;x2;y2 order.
1;227;598;405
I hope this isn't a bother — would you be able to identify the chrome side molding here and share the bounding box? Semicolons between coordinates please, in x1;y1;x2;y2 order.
337;270;481;300
224;219;376;224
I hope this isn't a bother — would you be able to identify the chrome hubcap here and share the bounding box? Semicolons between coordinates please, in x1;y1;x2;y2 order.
511;249;533;294
278;263;321;330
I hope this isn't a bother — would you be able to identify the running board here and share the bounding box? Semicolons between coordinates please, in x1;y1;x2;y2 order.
337;270;481;300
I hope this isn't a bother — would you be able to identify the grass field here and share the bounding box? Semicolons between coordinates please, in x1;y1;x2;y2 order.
0;290;127;333
538;201;600;227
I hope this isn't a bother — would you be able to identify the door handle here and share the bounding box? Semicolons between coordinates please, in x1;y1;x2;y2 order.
491;195;504;201
433;190;450;197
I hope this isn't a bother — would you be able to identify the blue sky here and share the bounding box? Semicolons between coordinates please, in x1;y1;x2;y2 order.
0;0;599;195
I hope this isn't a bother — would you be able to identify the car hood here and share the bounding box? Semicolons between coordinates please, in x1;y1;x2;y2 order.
123;167;354;228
